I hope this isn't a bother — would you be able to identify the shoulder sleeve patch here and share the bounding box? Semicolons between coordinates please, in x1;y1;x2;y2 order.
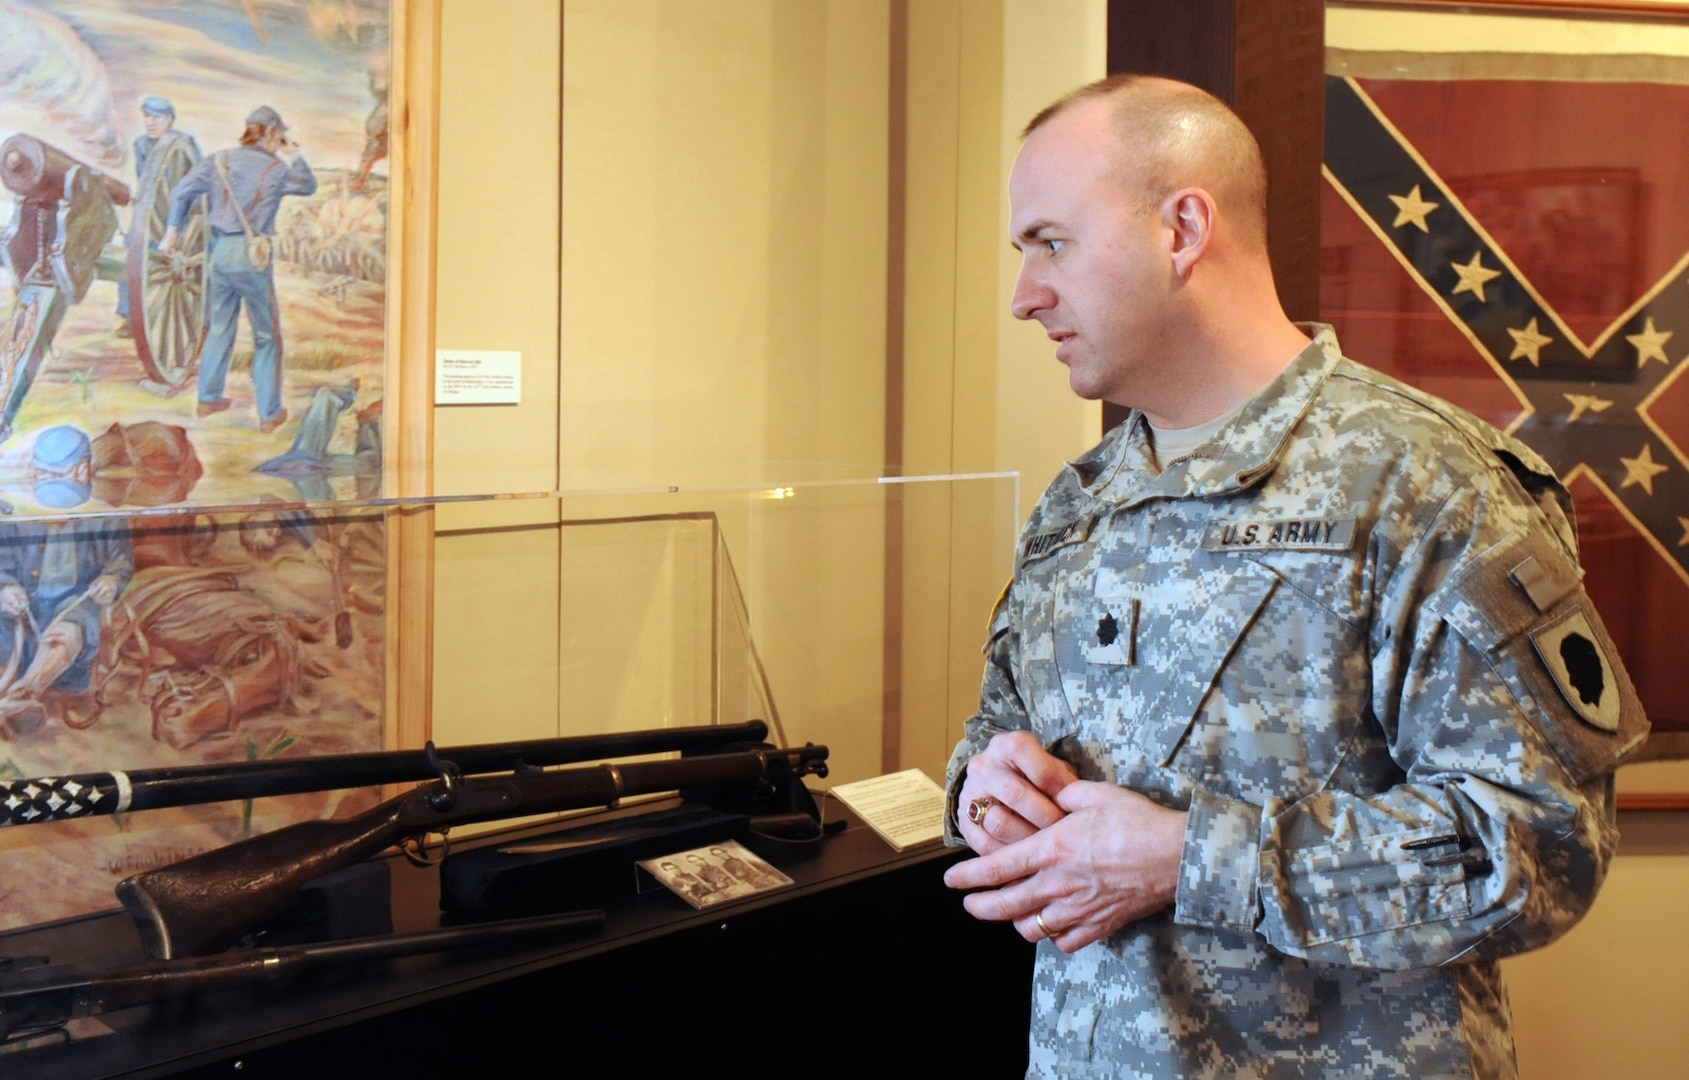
1528;607;1621;733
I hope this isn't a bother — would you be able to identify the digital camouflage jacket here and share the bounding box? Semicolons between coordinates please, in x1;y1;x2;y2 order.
945;328;1648;1078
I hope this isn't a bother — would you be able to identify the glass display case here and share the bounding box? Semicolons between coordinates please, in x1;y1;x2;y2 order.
0;470;1020;1071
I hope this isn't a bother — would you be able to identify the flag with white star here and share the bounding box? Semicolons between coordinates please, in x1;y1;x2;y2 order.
1322;73;1689;741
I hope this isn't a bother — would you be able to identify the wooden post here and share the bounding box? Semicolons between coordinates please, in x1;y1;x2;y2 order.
391;0;441;751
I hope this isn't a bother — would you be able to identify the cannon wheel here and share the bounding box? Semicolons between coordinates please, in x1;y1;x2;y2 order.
127;134;208;387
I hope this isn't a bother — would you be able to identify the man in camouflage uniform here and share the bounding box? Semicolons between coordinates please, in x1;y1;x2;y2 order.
942;75;1648;1078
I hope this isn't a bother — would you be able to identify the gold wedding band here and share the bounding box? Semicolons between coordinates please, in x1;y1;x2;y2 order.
966;796;996;829
1036;911;1056;939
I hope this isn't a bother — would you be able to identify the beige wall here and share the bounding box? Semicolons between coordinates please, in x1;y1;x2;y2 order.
553;0;897;779
1506;849;1689;1078
431;0;1021;786
898;0;1006;778
558;0;891;492
892;0;1108;774
428;4;1688;1075
430;0;563;745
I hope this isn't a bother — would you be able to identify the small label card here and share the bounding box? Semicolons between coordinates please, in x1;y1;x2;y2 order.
639;840;793;910
829;768;945;851
435;349;522;405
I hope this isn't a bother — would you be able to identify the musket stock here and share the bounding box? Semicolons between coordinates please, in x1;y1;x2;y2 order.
119;745;827;959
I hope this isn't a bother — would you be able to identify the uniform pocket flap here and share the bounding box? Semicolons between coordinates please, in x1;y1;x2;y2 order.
1437;533;1581;652
1138;561;1279;767
1439;532;1648;780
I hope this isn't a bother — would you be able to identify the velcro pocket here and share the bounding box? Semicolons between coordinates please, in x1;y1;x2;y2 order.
1436;532;1648;782
1270;824;1471;946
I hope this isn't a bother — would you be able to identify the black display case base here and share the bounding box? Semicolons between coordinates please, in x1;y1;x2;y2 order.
0;798;1033;1079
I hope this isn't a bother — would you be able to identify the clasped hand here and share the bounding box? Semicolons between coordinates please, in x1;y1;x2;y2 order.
944;730;1187;952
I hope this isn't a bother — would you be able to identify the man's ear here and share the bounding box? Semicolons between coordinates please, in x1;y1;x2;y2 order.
1163;188;1216;280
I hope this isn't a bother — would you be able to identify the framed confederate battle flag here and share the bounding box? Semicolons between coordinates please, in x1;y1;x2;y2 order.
1322;1;1689;764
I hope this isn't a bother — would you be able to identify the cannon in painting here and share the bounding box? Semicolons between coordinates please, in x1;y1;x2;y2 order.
0;132;209;442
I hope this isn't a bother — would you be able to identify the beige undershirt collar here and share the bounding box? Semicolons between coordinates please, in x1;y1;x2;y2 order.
1145;399;1249;473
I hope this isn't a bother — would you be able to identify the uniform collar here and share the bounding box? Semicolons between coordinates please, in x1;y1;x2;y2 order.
1066;324;1343;508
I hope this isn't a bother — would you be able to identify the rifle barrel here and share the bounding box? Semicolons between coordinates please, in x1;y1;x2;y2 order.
119;745;827;959
0;911;605;1041
0;720;770;828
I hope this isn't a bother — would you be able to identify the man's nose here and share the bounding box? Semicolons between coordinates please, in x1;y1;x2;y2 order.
1010;265;1051;321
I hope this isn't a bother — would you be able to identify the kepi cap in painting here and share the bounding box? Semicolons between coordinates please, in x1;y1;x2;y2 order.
141;96;175;117
31;425;92;509
246;105;286;130
32;425;91;472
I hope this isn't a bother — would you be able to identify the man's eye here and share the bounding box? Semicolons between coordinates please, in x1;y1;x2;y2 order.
1047;238;1065;254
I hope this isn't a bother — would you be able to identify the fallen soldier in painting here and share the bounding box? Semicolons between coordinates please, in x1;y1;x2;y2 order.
255;383;381;503
0;433;135;735
236;498;355;650
84;489;378;750
88;419;204;507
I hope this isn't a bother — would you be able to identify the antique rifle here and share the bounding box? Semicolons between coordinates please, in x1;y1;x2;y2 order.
0;910;605;1044
0;720;770;828
118;744;828;959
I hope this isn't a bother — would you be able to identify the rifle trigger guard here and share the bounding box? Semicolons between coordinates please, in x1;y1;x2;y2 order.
402;829;451;867
423;741;464;811
606;763;623;810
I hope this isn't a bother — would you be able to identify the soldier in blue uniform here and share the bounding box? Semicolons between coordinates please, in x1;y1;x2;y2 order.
161;105;316;433
136;98;185;177
116;96;199;337
0;428;134;736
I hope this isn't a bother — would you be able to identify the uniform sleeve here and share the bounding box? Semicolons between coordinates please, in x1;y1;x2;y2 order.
942;579;1035;847
1173;471;1648;969
281;156;318;198
92;525;135;589
167;158;214;230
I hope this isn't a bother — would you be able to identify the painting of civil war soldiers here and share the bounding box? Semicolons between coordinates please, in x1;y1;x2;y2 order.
0;502;389;930
0;1;392;930
0;0;390;510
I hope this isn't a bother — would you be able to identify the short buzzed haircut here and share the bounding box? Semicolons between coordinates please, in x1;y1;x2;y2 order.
1024;74;1270;250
